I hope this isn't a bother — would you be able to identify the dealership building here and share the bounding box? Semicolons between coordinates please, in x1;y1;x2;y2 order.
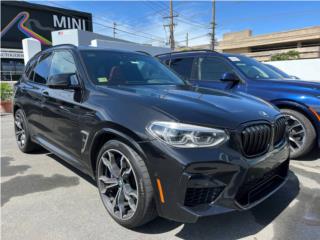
193;26;320;61
0;1;93;81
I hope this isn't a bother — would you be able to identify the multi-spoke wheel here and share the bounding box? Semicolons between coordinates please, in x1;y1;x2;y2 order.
15;112;26;149
281;109;316;159
96;140;156;228
14;109;39;153
98;149;138;220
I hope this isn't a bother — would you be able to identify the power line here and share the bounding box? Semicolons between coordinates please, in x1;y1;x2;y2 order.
48;1;166;43
210;0;216;50
163;0;178;50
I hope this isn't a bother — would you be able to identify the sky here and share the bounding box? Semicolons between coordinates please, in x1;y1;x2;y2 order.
31;1;320;47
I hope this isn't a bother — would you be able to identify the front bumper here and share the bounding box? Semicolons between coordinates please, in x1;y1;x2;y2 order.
140;137;290;223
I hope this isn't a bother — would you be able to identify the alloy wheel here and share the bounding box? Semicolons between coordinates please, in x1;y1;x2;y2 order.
98;149;138;220
14;113;26;149
286;114;306;154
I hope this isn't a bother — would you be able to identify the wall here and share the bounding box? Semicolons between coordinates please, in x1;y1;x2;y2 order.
265;59;320;82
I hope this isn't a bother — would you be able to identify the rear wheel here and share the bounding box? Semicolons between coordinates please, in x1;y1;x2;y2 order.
14;109;39;153
96;140;156;228
280;109;316;158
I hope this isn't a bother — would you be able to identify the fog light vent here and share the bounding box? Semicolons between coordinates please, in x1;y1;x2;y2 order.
184;187;224;207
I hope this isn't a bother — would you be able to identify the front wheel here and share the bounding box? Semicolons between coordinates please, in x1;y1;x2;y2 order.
280;109;316;159
96;140;156;228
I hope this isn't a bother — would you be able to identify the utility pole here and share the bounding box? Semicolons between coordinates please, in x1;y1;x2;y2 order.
113;22;117;38
164;0;178;50
186;32;189;48
210;0;216;50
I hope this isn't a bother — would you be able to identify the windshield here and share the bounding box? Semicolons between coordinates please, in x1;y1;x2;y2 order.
81;50;185;86
227;55;284;80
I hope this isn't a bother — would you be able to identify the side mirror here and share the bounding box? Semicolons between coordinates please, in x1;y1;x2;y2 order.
47;73;80;89
221;72;240;82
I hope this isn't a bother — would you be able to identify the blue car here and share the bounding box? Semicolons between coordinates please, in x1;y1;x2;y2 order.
157;51;320;158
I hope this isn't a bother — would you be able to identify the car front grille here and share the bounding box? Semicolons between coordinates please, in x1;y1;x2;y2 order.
184;186;224;207
235;159;289;207
273;117;287;146
241;124;272;157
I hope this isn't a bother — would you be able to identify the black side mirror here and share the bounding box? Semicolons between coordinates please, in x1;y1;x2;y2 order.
47;73;80;89
221;72;240;82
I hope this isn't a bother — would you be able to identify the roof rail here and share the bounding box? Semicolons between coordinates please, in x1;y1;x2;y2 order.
156;49;218;57
136;50;151;56
50;44;78;49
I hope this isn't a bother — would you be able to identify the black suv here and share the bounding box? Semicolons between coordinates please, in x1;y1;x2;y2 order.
14;45;290;228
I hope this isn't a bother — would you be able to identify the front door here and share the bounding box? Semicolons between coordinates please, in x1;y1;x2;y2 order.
41;50;84;164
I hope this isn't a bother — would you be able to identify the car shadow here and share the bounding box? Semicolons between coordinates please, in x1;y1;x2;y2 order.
46;153;96;187
135;171;300;239
1;156;79;207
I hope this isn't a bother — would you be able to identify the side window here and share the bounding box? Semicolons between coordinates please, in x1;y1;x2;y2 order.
49;51;77;76
199;57;233;81
32;53;52;84
170;57;195;80
25;57;37;80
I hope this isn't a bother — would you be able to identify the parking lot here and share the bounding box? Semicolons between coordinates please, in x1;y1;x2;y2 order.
1;113;319;240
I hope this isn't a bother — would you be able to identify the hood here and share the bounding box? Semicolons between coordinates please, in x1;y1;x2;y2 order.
105;85;280;129
255;79;320;95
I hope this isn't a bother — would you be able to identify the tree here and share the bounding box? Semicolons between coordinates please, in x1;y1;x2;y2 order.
271;50;300;61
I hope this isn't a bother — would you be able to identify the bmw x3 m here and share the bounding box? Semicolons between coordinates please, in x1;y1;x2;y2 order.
157;51;320;158
14;45;290;228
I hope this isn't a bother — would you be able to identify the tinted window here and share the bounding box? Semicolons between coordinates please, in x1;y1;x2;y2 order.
170;57;194;80
199;57;233;81
25;57;37;80
33;53;52;84
50;51;77;76
227;55;283;80
80;50;185;86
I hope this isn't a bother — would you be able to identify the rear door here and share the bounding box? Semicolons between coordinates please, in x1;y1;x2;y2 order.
21;52;53;138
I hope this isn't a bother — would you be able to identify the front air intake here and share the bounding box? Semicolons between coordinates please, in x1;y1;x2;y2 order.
184;187;224;207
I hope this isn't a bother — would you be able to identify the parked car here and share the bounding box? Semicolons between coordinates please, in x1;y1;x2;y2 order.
14;45;290;228
264;63;300;80
157;51;320;158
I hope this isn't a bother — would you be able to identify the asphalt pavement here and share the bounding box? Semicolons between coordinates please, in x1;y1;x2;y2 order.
1;114;320;240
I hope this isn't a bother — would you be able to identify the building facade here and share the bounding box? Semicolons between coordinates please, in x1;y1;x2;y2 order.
0;1;93;81
192;26;320;62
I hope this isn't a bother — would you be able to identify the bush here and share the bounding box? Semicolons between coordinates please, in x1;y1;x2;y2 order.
271;50;300;61
0;83;13;101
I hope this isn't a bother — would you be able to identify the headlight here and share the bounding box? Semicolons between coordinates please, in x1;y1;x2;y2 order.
147;121;229;148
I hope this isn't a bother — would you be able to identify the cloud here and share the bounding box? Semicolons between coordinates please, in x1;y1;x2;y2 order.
91;2;230;48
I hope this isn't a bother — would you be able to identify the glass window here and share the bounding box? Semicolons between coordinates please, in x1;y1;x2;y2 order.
80;50;185;86
50;51;77;76
33;53;52;84
25;57;37;80
227;55;283;80
170;57;194;80
199;57;233;81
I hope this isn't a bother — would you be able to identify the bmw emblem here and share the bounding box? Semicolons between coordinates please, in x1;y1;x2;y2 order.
259;111;269;117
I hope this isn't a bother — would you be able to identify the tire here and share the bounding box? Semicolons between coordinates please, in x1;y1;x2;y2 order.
96;140;157;228
280;108;316;159
14;109;39;153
